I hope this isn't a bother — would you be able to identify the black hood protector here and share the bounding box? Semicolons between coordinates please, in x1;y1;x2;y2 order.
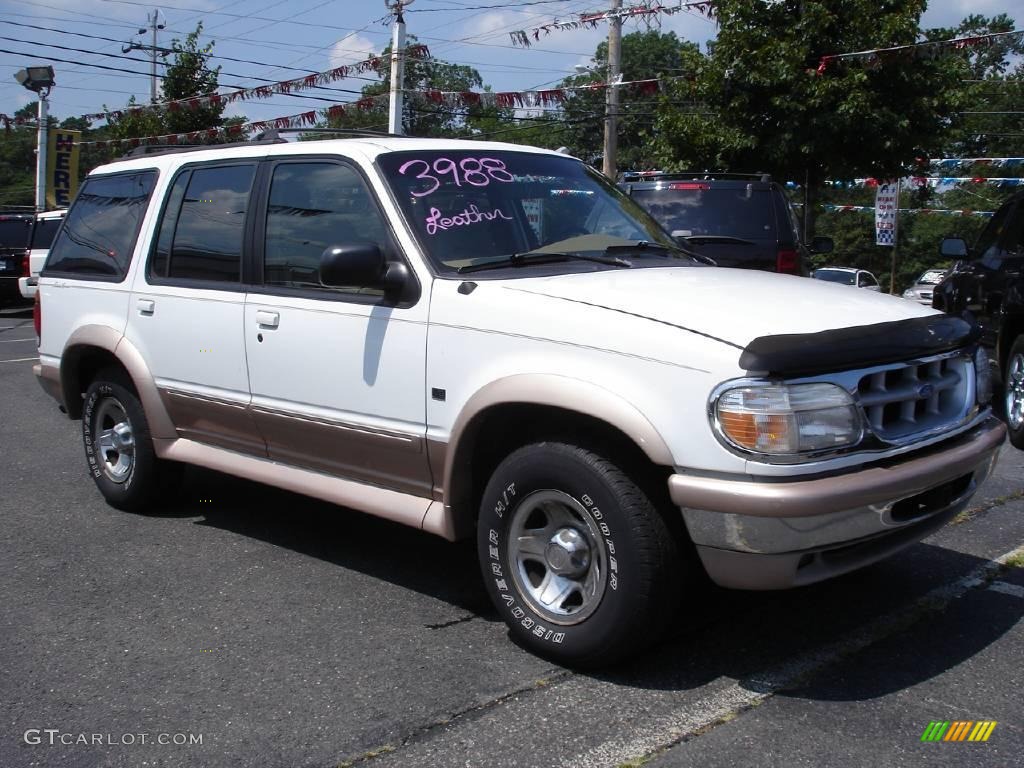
740;314;980;376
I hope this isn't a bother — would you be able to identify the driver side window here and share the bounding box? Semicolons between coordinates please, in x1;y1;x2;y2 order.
264;162;388;293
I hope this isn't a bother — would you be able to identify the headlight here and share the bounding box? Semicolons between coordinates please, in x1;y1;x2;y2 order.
975;346;992;405
902;289;916;299
713;382;863;455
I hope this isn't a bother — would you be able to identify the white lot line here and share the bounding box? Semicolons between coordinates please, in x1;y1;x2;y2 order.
0;338;36;343
0;357;39;363
562;543;1024;768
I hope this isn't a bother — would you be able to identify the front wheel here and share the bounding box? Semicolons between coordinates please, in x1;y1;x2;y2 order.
478;442;682;667
1004;336;1024;449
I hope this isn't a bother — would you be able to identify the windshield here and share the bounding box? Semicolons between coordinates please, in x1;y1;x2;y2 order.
378;150;677;272
813;269;856;285
916;269;946;285
30;217;64;250
630;186;776;240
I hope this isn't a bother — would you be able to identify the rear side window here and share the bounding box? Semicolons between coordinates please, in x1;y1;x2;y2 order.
45;171;156;279
149;163;255;284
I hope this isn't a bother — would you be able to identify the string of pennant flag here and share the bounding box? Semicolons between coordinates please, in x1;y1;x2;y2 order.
71;77;670;148
818;204;994;218
0;46;430;131
816;29;1023;74
510;1;716;48
783;177;1024;190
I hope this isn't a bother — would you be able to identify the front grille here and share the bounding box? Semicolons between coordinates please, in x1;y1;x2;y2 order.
920;291;933;301
857;353;973;442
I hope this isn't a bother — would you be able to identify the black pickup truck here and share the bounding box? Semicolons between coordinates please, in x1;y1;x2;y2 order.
933;189;1024;448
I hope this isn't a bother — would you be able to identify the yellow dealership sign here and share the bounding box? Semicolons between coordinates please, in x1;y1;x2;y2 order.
46;129;80;209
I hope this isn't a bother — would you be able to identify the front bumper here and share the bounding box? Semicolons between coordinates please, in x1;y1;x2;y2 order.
669;417;1006;589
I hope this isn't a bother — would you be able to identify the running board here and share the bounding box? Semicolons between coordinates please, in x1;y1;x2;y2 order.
154;437;458;541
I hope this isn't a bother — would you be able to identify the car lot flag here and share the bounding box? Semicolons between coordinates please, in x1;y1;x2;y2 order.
875;181;899;246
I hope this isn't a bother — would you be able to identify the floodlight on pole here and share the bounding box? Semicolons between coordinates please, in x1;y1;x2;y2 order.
13;65;55;212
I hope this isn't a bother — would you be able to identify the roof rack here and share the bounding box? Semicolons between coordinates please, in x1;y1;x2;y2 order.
619;171;773;183
251;126;402;141
115;136;285;160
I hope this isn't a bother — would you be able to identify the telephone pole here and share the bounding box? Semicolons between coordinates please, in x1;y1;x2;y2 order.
385;0;415;135
124;10;165;103
602;0;623;179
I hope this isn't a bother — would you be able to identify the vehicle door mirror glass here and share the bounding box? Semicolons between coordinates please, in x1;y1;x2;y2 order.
810;236;833;254
939;237;968;259
320;244;386;288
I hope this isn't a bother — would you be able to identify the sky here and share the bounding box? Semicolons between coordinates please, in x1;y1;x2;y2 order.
0;0;1015;131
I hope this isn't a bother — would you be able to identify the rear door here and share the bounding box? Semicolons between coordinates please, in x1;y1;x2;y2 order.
242;156;432;497
125;161;265;456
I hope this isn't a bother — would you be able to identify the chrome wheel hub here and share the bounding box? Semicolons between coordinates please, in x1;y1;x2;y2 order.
1007;353;1024;430
508;490;607;626
95;398;135;484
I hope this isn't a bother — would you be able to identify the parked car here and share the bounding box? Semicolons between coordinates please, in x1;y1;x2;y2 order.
35;137;1004;666
902;268;948;305
619;172;833;275
934;189;1024;448
19;209;67;300
812;267;881;290
0;212;35;307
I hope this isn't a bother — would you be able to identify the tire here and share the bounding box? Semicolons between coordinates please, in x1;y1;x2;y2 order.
478;441;682;667
1004;335;1024;449
82;368;179;512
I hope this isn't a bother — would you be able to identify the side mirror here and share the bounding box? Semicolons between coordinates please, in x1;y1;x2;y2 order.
809;236;833;254
940;237;968;259
320;243;410;298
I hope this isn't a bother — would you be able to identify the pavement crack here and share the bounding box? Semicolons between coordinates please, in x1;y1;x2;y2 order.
423;614;475;630
953;487;1024;525
337;670;573;767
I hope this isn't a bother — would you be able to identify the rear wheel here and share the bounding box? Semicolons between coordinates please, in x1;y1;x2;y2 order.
1004;336;1024;449
478;441;682;667
82;368;179;512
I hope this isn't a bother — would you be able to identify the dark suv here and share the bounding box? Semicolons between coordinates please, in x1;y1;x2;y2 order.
619;172;832;275
0;212;35;307
933;189;1024;447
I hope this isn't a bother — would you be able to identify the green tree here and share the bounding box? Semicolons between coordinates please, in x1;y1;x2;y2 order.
653;0;963;234
326;36;509;137
107;22;231;141
558;30;701;170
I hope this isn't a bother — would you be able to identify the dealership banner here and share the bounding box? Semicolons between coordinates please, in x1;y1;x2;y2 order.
46;129;80;209
874;180;899;246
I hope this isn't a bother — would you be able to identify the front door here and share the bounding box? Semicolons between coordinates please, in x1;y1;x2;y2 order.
243;158;431;497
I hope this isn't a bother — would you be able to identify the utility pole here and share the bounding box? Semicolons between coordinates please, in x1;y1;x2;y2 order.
136;9;165;104
35;92;47;211
385;0;415;135
602;0;622;179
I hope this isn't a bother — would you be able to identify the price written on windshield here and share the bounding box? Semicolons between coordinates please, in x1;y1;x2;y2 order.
398;157;515;197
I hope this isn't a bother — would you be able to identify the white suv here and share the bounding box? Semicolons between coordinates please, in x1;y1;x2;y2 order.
19;209;66;300
35;138;1005;666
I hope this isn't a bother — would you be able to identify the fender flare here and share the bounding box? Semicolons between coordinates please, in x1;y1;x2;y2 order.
442;373;675;520
60;325;176;438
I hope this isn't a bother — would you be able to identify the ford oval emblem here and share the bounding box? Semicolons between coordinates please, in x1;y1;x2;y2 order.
918;383;934;398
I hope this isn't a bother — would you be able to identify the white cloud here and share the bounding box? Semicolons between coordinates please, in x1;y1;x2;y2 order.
461;11;521;39
328;33;379;69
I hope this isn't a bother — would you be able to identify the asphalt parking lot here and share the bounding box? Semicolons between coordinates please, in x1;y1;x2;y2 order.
1;305;1022;768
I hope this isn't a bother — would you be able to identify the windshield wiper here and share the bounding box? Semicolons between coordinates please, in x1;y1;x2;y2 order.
679;235;756;246
457;251;632;274
604;240;717;266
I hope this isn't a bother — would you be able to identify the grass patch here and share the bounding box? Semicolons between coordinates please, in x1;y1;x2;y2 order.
1004;551;1024;569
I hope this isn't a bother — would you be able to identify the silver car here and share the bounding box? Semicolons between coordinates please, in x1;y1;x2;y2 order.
902;268;948;306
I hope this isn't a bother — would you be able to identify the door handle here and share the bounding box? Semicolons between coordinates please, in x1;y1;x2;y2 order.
137;299;155;315
255;310;280;329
